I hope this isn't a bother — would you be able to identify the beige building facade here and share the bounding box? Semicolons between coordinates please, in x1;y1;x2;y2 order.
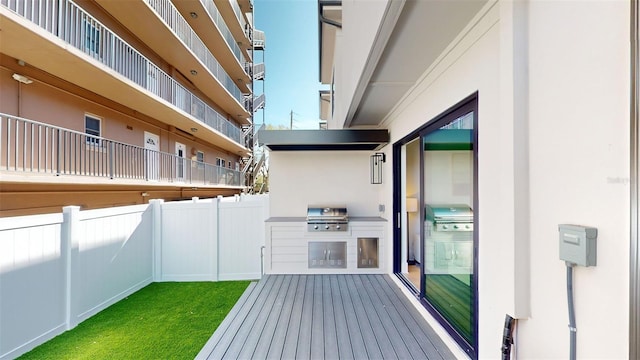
0;0;265;216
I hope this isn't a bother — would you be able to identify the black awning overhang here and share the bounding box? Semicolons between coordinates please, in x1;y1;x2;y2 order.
258;129;389;151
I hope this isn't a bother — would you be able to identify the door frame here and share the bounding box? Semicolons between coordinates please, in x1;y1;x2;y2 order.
392;92;479;358
630;0;639;357
175;142;186;182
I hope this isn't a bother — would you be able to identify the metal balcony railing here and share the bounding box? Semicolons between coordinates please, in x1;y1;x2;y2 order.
229;0;250;40
1;0;244;145
193;0;246;68
0;114;243;186
253;63;265;80
253;29;265;49
253;93;265;112
145;0;245;97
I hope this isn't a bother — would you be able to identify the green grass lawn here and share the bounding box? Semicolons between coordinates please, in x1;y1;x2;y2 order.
18;281;250;360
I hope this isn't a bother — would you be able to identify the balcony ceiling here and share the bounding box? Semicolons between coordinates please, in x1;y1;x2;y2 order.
0;8;249;156
346;0;488;127
94;0;251;118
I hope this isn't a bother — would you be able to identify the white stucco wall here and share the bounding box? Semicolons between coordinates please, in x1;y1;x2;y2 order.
268;151;384;218
518;1;630;358
376;0;629;359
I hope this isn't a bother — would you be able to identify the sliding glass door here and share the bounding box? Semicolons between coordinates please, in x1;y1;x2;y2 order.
394;95;478;358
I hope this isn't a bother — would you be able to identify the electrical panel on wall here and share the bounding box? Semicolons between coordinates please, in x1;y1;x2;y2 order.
558;224;597;266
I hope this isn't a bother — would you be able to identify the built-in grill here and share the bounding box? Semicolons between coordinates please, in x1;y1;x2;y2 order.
425;204;473;232
307;206;349;231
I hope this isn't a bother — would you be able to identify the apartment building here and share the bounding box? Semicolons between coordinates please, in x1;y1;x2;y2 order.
260;0;636;359
0;0;266;216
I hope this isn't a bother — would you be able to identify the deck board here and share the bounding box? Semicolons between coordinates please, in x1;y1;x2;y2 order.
198;274;457;360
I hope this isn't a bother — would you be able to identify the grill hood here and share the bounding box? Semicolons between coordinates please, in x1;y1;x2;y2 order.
257;129;389;151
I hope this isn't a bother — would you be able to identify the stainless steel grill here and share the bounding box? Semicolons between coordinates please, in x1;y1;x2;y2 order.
425;204;473;232
307;206;349;232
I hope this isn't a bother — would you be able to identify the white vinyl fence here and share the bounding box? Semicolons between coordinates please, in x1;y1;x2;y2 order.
0;194;268;360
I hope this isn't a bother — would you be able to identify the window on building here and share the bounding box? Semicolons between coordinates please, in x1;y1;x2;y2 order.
197;151;204;163
85;115;101;146
235;162;240;171
216;158;226;168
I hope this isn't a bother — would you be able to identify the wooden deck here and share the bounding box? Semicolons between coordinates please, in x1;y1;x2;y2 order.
196;274;455;360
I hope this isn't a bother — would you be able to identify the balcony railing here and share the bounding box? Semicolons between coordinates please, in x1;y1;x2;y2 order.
0;114;243;187
1;0;244;145
253;29;265;49
253;63;265;80
229;0;250;40
195;0;246;66
146;0;246;90
253;93;265;112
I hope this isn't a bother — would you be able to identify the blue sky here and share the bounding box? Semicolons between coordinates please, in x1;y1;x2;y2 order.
254;0;327;129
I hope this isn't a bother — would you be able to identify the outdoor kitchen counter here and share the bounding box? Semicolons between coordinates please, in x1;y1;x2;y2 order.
265;216;387;222
265;217;387;274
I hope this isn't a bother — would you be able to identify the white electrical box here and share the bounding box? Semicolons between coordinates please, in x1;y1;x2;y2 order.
558;224;597;266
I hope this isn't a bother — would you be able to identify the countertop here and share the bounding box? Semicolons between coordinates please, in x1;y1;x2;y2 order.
266;216;387;222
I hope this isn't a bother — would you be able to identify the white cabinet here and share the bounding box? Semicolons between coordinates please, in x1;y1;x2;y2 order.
265;219;386;274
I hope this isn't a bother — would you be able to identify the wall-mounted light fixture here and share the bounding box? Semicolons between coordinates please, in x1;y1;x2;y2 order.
190;69;198;76
12;73;33;84
190;127;198;132
370;152;386;184
189;12;198;19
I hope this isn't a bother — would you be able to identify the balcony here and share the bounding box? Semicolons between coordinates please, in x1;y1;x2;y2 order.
0;114;244;187
253;29;266;50
253;62;265;80
214;0;253;60
93;0;251;116
171;0;252;90
0;0;249;154
253;93;265;112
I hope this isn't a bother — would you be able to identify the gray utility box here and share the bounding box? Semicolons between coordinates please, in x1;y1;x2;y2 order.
309;241;347;268
558;224;597;267
357;238;379;268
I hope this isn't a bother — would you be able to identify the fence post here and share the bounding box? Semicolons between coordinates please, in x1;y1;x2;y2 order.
61;205;80;330
150;199;164;282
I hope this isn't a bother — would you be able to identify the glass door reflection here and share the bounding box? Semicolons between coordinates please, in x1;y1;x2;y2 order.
422;111;475;346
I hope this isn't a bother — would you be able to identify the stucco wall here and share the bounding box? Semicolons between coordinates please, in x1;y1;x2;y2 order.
377;1;629;359
519;1;630;358
268;151;384;218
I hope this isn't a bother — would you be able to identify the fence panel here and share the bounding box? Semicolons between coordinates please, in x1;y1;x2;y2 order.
0;214;65;360
160;200;217;281
74;205;153;324
218;195;268;280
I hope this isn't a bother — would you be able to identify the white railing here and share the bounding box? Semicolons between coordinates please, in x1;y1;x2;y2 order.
253;29;265;49
145;0;246;94
0;114;243;186
195;0;246;66
253;62;265;80
230;0;251;41
253;93;265;111
0;0;244;145
0;195;269;359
